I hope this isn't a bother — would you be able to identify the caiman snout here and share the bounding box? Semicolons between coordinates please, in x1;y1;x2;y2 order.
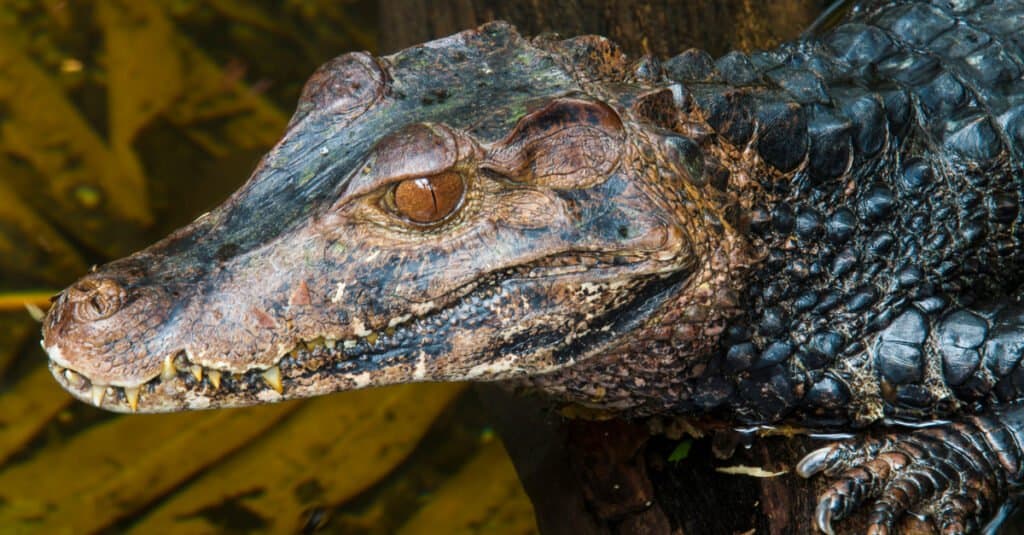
42;265;177;397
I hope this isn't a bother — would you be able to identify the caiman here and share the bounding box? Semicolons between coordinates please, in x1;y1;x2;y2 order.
39;0;1024;533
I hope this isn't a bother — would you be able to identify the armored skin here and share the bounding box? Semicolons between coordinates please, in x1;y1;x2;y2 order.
40;0;1024;533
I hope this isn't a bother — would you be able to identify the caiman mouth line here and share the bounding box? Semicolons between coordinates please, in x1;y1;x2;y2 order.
49;249;685;413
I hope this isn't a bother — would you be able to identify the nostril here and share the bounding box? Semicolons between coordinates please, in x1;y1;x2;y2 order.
66;278;126;322
88;295;106;316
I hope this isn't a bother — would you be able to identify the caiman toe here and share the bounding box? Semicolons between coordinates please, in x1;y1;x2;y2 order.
798;416;1023;534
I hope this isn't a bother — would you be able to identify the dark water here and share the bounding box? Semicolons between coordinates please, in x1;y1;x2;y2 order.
0;2;532;533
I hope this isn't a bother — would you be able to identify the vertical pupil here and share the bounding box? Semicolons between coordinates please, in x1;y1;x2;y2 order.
393;172;463;223
413;178;437;214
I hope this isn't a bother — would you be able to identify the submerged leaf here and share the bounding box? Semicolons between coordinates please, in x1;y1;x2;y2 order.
668;439;693;463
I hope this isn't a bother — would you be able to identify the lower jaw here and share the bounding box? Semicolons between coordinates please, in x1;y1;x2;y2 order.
49;357;407;413
50;264;688;413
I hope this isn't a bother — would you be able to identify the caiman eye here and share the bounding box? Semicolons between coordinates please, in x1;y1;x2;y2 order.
391;171;465;224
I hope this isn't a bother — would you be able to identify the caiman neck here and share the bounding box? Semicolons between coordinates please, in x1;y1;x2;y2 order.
515;46;870;418
516;99;774;417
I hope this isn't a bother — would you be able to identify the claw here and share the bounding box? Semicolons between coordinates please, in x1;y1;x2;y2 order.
942;524;966;535
866;525;889;535
798;446;834;477
981;502;1015;535
938;495;975;535
815;495;837;535
801;413;1024;534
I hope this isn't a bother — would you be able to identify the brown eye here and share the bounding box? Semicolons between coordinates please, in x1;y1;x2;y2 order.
392;172;465;224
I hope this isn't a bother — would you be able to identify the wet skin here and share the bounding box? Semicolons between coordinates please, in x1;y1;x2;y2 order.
41;1;1024;533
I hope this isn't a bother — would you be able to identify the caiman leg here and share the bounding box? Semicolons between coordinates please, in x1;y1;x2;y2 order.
799;411;1023;535
798;293;1024;534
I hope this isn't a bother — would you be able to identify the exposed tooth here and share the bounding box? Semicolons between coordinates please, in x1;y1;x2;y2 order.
64;369;83;386
161;354;177;381
388;314;411;328
366;332;379;345
352;317;371;337
174;352;189;371
124;386;140;412
324;338;336;349
190;364;203;382
208;370;221;389
262;366;283;393
91;384;106;406
52;365;66;374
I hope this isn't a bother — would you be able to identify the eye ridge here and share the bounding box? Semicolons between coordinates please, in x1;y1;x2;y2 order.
390;171;465;226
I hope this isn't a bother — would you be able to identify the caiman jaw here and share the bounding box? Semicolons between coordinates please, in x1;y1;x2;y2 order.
46;322;396;413
46;251;689;413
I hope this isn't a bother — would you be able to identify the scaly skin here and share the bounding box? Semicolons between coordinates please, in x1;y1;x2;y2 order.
40;1;1024;532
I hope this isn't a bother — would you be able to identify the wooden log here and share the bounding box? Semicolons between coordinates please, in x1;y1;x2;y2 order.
378;0;820;57
482;385;942;534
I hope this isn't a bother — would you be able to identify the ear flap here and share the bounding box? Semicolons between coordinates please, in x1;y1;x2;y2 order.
484;98;625;189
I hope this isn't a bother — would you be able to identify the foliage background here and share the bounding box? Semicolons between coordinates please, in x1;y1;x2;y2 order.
0;1;534;533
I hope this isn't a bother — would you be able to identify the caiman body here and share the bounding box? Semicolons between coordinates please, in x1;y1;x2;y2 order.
40;0;1024;533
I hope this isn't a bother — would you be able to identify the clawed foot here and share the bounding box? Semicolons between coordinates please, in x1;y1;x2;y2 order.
796;417;1020;534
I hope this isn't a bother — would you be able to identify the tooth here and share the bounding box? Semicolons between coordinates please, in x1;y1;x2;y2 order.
388;314;411;328
324;338;336;349
190;364;203;382
161;355;177;381
365;332;379;345
262;366;283;393
64;369;82;386
124;386;140;412
91;385;106;406
208;370;221;389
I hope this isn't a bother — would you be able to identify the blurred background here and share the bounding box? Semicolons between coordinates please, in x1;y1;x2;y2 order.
0;2;532;533
0;1;823;533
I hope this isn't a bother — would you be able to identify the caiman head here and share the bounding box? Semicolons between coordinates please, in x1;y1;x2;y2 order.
41;23;747;413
